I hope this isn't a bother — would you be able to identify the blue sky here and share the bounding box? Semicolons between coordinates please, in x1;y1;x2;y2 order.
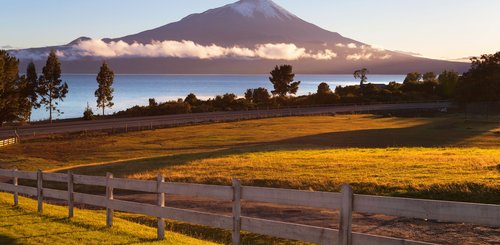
1;0;499;60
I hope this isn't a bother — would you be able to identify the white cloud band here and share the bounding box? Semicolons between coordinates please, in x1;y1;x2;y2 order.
60;39;338;61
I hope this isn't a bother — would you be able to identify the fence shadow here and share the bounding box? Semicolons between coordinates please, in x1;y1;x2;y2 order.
0;235;20;245
63;116;499;178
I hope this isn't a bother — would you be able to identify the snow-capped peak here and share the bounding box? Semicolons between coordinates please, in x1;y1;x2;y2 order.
229;0;295;20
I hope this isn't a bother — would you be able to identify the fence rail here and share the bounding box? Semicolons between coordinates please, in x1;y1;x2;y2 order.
0;137;18;147
0;169;498;245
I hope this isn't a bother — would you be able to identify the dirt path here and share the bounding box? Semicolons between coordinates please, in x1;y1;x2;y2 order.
112;193;499;245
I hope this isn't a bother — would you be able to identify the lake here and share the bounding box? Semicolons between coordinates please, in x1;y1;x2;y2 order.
30;74;406;120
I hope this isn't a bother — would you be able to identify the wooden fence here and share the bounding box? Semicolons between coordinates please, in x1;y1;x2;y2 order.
0;137;18;147
0;169;498;245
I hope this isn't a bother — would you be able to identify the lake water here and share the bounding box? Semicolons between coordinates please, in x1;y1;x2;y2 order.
31;74;405;120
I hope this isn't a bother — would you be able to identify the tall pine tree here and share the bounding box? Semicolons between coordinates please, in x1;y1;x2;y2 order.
0;50;24;125
23;61;40;121
39;50;68;123
95;62;114;116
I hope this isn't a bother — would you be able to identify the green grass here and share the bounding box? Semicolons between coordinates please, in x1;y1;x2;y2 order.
0;192;217;245
1;114;499;203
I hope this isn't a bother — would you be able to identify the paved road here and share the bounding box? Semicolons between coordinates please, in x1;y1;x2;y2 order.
0;102;451;139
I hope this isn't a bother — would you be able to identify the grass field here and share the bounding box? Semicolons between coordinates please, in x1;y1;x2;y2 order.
1;114;499;203
0;192;217;245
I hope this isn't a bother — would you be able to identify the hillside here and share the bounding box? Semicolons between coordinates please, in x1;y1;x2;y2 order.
12;0;469;74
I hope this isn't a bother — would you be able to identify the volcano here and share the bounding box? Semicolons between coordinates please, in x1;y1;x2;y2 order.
13;0;469;74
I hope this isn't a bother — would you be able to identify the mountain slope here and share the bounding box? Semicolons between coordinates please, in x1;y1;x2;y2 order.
13;0;469;74
111;0;359;48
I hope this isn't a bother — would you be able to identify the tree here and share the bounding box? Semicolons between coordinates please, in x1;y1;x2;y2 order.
214;93;237;109
422;72;438;94
38;50;69;123
95;62;114;116
316;83;339;104
456;52;500;103
244;89;253;102
317;82;332;94
437;70;459;98
422;72;437;83
353;68;369;87
403;72;422;84
245;88;271;104
83;102;94;120
148;98;158;107
269;65;301;97
402;72;423;92
0;50;24;125
23;61;40;121
184;93;199;106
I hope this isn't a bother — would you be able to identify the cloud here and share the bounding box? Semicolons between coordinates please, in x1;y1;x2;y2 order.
336;43;358;49
369;44;386;51
65;39;338;61
347;43;357;49
395;50;422;56
1;45;14;49
380;54;392;60
346;52;373;61
311;49;338;60
449;56;474;63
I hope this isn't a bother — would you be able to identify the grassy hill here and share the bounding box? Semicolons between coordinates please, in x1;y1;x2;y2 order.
0;192;217;245
1;114;499;203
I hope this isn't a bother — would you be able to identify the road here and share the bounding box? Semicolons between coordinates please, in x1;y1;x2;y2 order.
0;101;451;139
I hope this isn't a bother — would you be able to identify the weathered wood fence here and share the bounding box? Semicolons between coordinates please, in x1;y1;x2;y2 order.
0;137;18;148
0;169;498;245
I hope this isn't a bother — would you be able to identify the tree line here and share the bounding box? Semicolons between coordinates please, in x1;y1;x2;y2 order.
1;50;68;125
115;52;499;118
1;49;499;123
0;49;115;125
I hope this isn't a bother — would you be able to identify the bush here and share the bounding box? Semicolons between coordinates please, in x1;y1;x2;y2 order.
83;104;94;120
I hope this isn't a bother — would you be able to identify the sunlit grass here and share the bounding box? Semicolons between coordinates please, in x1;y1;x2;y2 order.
0;192;218;245
125;147;499;203
1;114;499;203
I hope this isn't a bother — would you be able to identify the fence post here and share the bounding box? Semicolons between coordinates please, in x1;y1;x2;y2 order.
37;169;43;213
338;184;353;245
67;170;74;218
13;168;18;206
232;179;241;245
106;172;114;227
157;174;165;240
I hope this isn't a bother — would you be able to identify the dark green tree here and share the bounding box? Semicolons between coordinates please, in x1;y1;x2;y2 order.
245;88;271;104
83;102;94;120
317;82;332;94
148;98;158;107
95;62;114;116
422;72;437;83
39;50;69;123
422;72;438;94
23;61;40;121
402;72;423;92
353;68;369;87
456;52;500;103
437;70;459;98
0;51;23;124
403;72;422;84
244;89;253;102
269;65;300;97
184;93;199;106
